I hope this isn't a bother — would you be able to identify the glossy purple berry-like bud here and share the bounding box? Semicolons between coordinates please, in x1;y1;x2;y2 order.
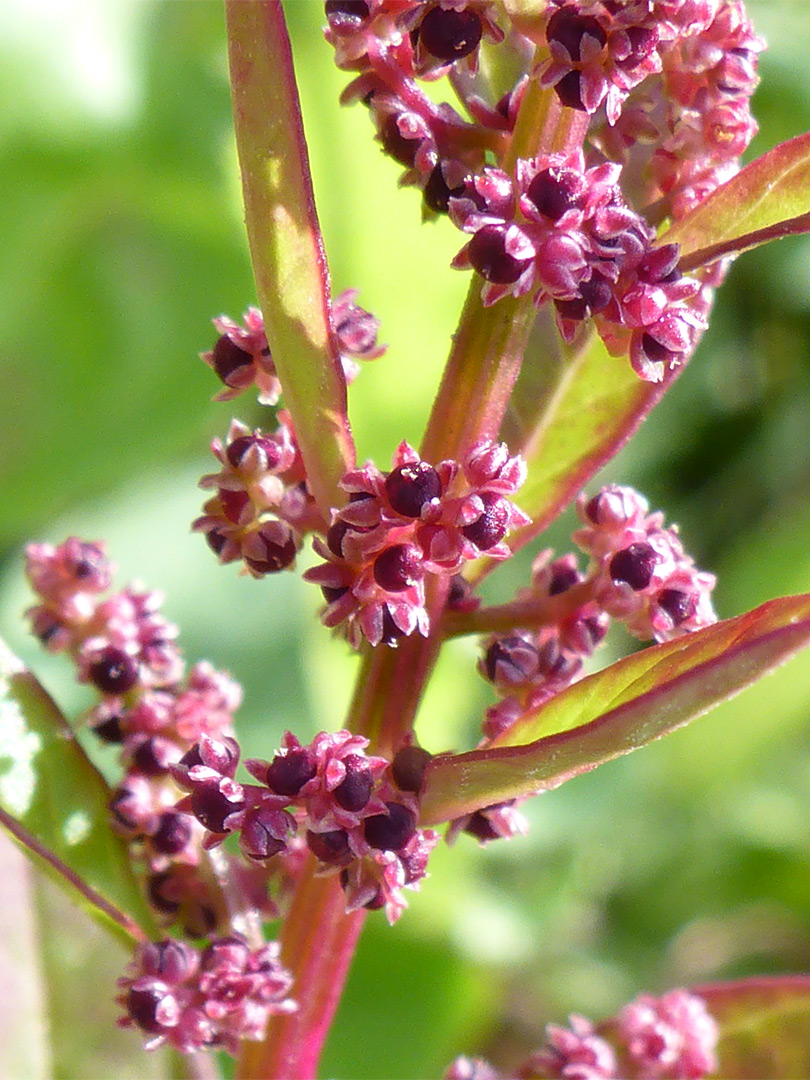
93;715;125;743
464;811;501;842
378;114;422;168
205;528;229;558
546;5;606;59
392;745;432;793
212;335;253;386
468;224;532;284
373;544;424;592
657;588;695;625
133;737;179;777
190;781;245;834
418;6;482;62
151;811;193;856
483;635;538;683
325;0;369;24
462;493;510;550
610;543;658;591
126;985;173;1034
89;646;139;694
321;584;349;605
548;561;581;596
244;530;297;575
225;434;283;470
423;164;468;214
265;746;317;797
526;167;587;221
239;812;289;862
307;828;351;865
385;461;442;517
334;754;374;811
363;802;416;851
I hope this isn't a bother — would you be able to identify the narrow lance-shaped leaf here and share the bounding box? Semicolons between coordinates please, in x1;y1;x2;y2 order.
420;594;810;824
225;0;355;515
0;639;154;946
667;132;810;270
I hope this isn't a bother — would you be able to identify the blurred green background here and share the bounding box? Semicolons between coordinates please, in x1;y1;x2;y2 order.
1;2;810;1077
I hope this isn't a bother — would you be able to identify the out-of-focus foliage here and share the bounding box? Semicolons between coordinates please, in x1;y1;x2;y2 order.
1;2;810;1078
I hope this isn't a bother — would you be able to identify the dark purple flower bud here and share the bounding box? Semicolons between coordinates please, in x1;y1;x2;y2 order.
381;606;406;647
638;244;681;284
578;272;613;313
548;560;581;595
219;489;250;525
363;801;416;851
385;461;442;517
225;433;283;470
334;754;374;811
93;714;125;743
526;167;587;221
307;828;351;865
373;544;424;592
378;113;422;168
206;528;229;557
462;493;510;550
468;224;532;284
327;519;351;558
126;985;173;1034
392;745;432;793
321;584;349;604
483;635;538;683
463;811;501;842
244;528;298;575
265;746;317;797
133;736;180;777
546;5;606;59
239;811;290;862
616;25;658;69
423;164;468;214
418;5;482;62
581;613;610;648
640;333;673;365
190;780;245;834
89;646;139;695
657;588;695;625
212;334;253;387
325;0;370;27
554;70;585;110
610;543;659;591
151;811;193;856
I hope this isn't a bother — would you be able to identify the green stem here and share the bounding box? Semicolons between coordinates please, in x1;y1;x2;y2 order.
225;0;355;517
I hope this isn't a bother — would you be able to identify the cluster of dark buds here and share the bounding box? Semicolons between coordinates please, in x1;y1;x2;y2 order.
480;483;717;741
200;289;385;404
173;730;438;924
117;936;296;1054
304;438;529;647
25;538;279;936
193;414;319;578
326;1;762;381
445;987;719;1080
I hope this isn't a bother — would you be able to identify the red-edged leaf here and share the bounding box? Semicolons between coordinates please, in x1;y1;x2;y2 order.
0;639;153;945
225;0;354;515
420;594;810;824
667;132;810;270
698;976;810;1078
482;332;669;577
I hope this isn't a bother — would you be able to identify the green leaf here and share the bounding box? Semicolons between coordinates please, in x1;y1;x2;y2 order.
699;977;810;1079
667;132;810;270
225;0;355;515
420;593;810;824
0;639;155;945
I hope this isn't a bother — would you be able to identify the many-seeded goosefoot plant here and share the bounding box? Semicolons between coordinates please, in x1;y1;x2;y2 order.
6;1;810;1077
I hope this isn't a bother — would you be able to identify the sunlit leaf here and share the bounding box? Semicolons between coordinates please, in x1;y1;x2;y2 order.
668;132;810;269
225;0;355;515
0;639;154;945
420;593;810;823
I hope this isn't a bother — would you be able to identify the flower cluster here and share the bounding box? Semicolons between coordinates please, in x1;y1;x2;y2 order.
201;289;386;404
173;730;439;924
444;988;719;1080
304;438;529;647
327;2;762;382
117;936;295;1054
479;485;716;742
193;414;321;578
451;151;705;381
24;538;273;935
324;0;511;216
